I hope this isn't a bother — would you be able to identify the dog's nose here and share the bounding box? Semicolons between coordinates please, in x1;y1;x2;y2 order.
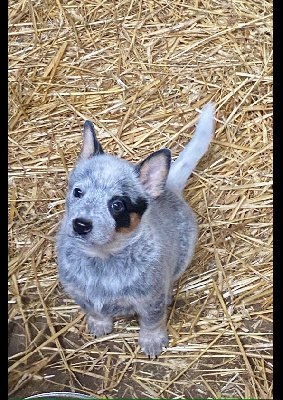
73;218;93;235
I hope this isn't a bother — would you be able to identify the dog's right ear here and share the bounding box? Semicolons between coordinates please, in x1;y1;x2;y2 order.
78;120;104;161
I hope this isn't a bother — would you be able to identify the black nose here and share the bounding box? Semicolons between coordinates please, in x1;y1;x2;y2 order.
73;218;93;235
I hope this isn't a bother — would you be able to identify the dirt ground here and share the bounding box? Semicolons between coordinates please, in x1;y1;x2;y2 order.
9;0;273;398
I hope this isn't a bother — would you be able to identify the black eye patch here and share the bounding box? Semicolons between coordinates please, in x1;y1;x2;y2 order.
108;195;148;229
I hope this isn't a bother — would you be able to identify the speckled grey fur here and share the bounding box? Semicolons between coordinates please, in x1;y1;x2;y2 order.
56;103;214;357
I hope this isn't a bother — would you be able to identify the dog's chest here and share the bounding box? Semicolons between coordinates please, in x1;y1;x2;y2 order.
61;247;157;308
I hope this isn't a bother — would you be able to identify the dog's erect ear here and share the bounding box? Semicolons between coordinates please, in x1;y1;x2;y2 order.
78;120;104;161
136;149;171;199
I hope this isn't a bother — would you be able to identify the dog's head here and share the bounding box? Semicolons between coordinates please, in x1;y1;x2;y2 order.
63;120;171;257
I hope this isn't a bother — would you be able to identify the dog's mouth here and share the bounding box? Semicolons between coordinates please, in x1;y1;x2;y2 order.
73;233;112;249
76;230;136;260
78;240;118;259
69;228;117;259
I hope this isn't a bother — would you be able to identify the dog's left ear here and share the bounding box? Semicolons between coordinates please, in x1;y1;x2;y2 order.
78;120;104;161
136;149;171;198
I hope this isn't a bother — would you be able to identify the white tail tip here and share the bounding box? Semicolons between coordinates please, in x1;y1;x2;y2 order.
166;102;215;194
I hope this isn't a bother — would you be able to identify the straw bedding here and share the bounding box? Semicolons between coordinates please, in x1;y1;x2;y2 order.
8;0;273;398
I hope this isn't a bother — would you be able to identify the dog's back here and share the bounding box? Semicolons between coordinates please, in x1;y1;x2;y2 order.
143;189;197;279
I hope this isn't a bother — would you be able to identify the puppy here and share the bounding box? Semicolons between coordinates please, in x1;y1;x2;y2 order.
56;103;214;357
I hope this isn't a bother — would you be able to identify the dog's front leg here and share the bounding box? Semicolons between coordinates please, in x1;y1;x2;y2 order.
137;297;169;358
86;313;113;338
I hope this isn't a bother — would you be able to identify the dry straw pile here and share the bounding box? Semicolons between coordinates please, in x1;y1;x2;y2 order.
8;0;273;398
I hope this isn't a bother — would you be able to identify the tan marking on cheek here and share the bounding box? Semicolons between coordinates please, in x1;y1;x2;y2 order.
116;212;141;234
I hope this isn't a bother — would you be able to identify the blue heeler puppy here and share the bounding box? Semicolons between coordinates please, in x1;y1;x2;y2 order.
56;103;215;357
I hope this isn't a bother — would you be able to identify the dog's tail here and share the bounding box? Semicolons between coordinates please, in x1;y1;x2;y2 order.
166;102;215;195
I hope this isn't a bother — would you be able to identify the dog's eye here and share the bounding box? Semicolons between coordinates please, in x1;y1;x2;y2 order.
110;199;125;213
73;187;83;198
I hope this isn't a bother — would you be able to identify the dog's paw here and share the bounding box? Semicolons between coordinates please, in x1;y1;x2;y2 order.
87;314;113;338
138;327;169;358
